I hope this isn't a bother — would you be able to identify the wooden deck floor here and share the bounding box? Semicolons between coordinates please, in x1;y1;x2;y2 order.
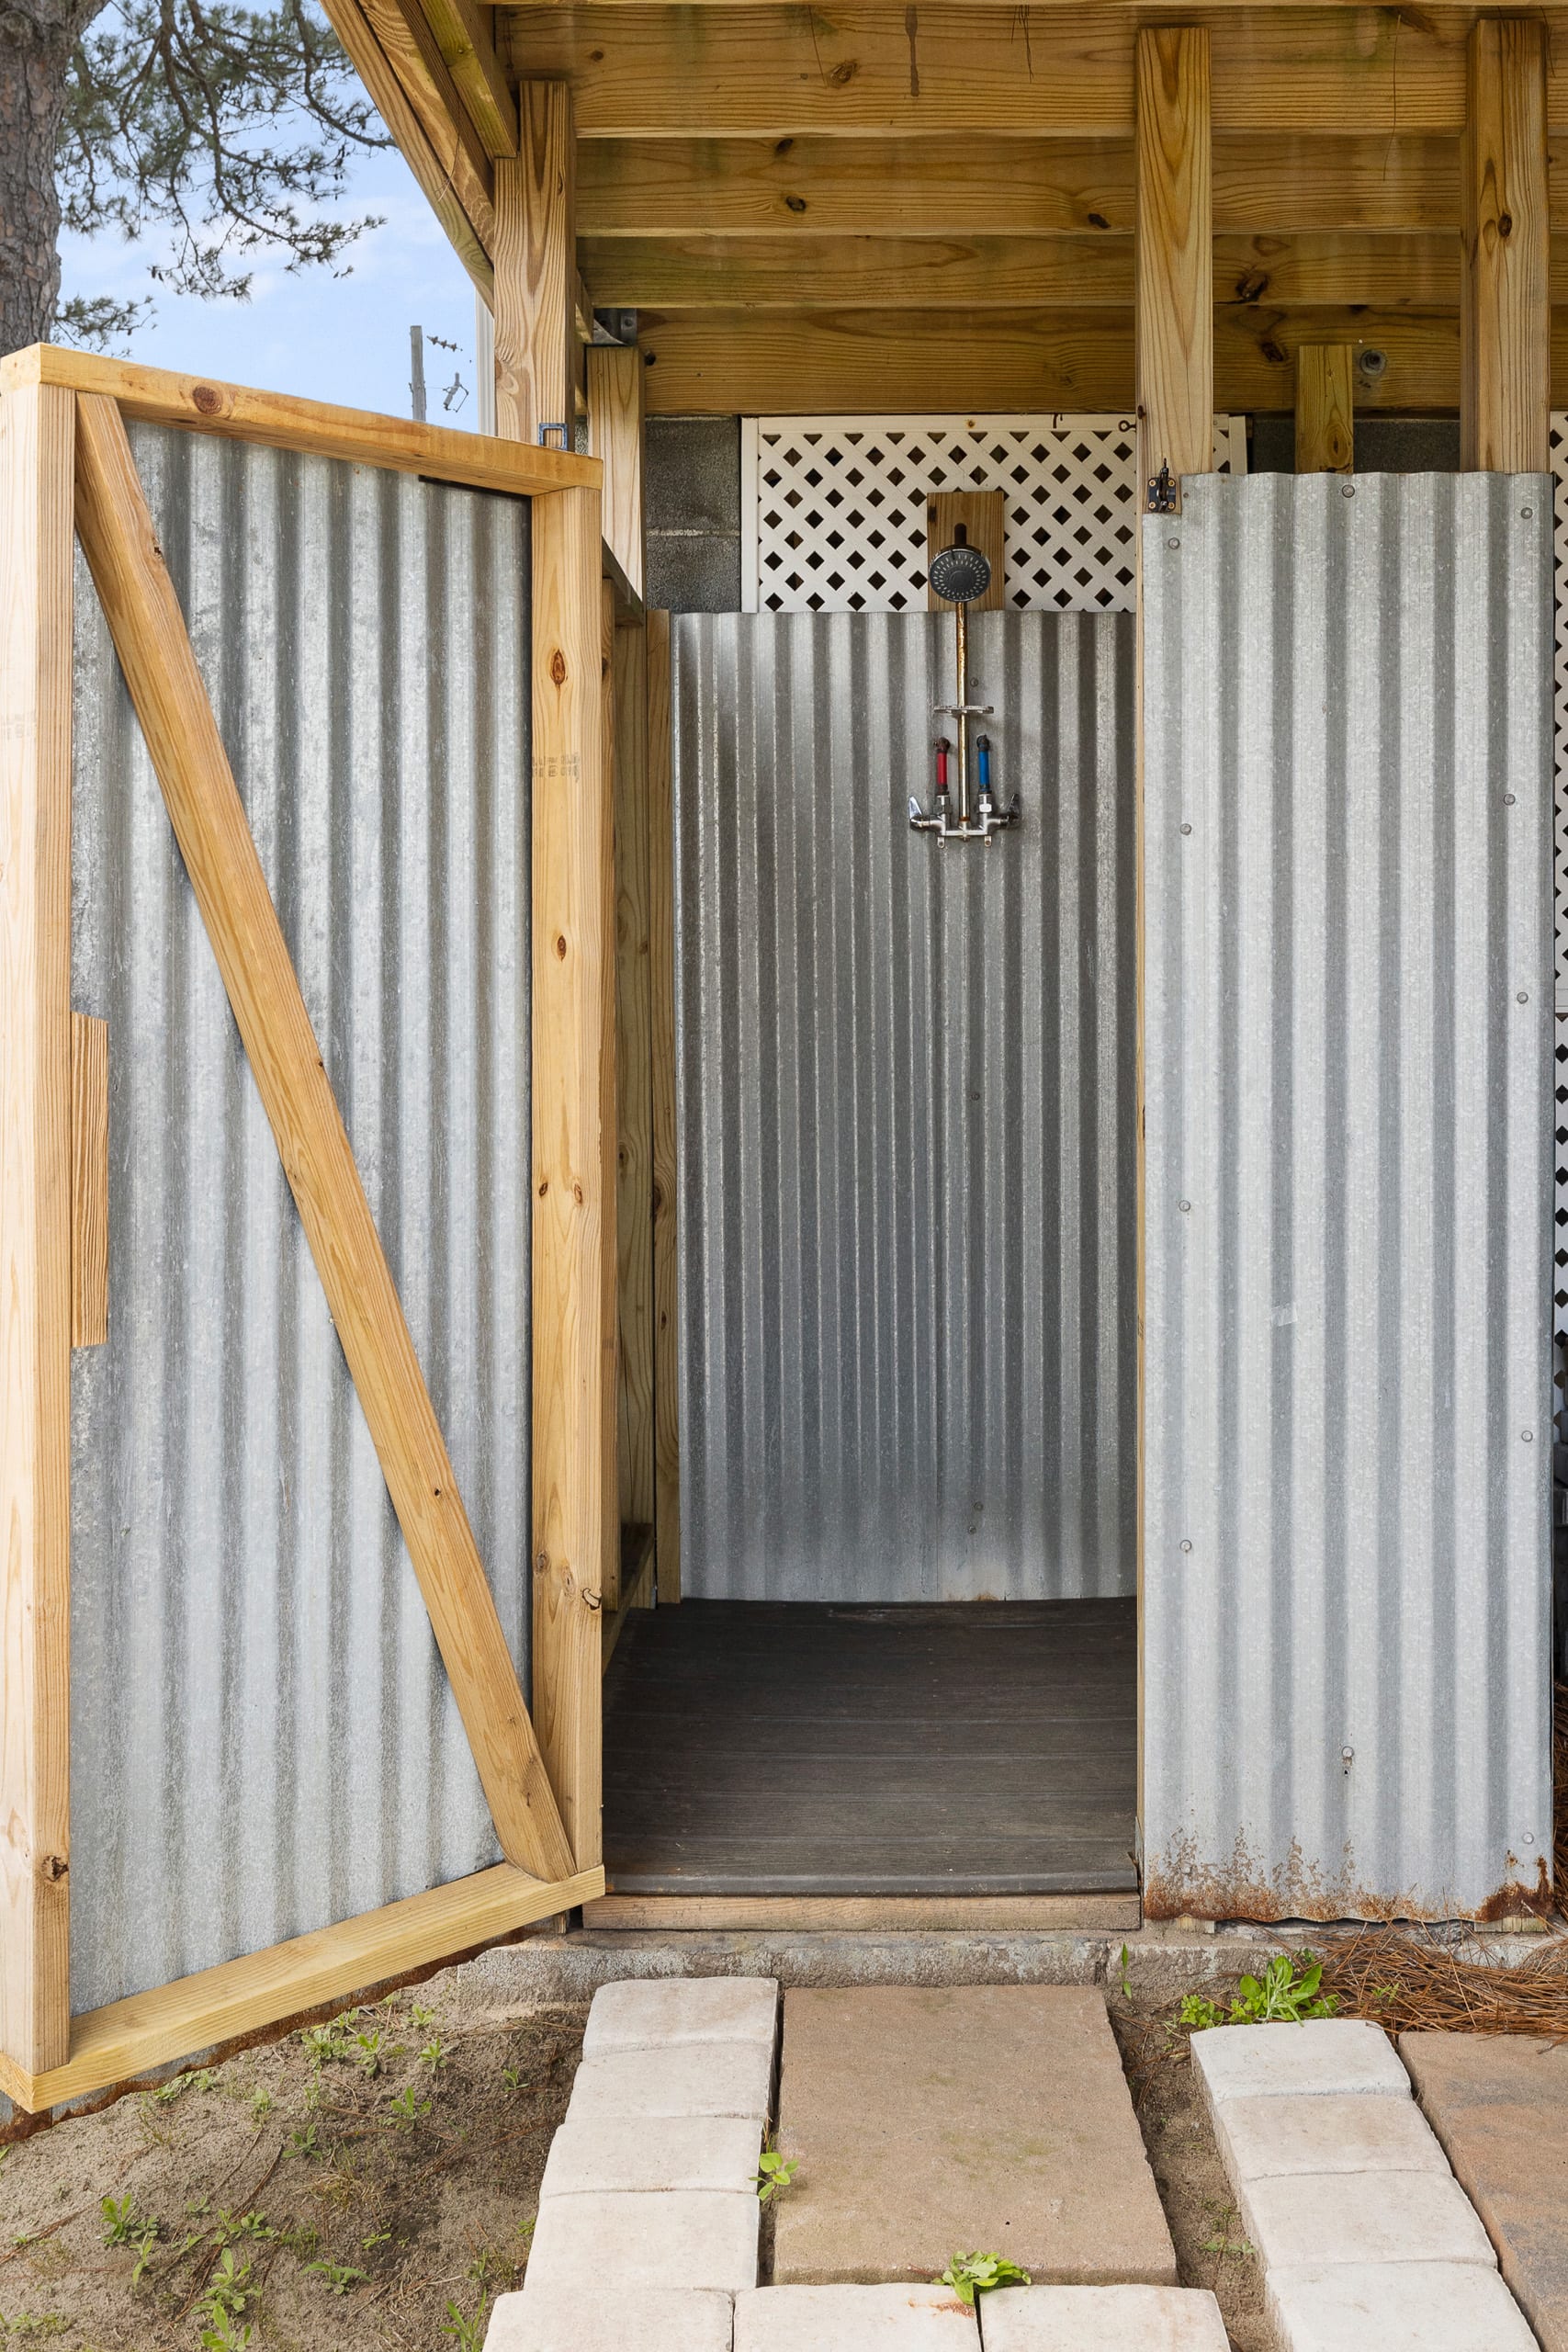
601;1599;1138;1896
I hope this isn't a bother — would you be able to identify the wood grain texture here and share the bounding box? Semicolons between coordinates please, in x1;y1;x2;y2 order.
530;484;614;1869
0;381;74;2080
1462;17;1549;470
1295;341;1355;470
1136;27;1213;512
645;608;681;1606
355;0;495;232
926;491;1006;612
494;82;575;447
578;133;1474;240
0;1864;603;2115
69;1013;108;1349
584;1893;1143;1932
318;0;494;290
601;1524;656;1674
71;390;574;1887
502;7;1474;137
0;346;598;496
613;616;654;1548
415;0;518;157
587;342;646;599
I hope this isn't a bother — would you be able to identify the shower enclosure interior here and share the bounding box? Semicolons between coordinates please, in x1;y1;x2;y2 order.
602;605;1140;1898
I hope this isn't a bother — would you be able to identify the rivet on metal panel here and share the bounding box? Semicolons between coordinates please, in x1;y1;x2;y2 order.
1521;1832;1536;1846
1517;990;1530;1003
1167;537;1180;550
1179;822;1192;835
1523;1430;1535;1442
1341;485;1356;498
1178;1199;1191;1212
1521;507;1533;519
1505;793;1517;806
1342;1747;1355;1772
1179;1540;1192;1555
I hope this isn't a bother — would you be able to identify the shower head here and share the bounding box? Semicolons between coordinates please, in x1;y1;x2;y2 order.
928;539;992;606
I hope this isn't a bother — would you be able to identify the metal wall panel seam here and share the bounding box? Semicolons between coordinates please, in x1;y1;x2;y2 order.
67;423;533;2013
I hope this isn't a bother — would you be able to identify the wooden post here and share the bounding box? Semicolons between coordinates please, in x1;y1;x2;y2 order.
1461;17;1549;472
530;488;614;1870
646;609;681;1602
925;490;1006;612
495;81;576;448
1295;345;1356;474
588;343;646;600
1135;26;1212;514
0;381;75;2078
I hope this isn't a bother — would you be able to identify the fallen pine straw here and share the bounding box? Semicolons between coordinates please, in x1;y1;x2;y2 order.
1312;1925;1568;2040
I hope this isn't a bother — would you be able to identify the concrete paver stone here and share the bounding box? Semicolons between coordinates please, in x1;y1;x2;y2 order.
567;2039;774;2122
977;2284;1230;2349
734;2285;977;2348
771;1987;1176;2287
522;2188;759;2296
1241;2170;1498;2272
1266;2261;1539;2352
1402;2030;1568;2352
540;2113;764;2199
584;1976;780;2055
1190;2020;1410;2110
483;2285;735;2352
1213;2090;1450;2189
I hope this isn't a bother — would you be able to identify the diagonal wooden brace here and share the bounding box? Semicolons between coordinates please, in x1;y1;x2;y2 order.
71;390;575;1887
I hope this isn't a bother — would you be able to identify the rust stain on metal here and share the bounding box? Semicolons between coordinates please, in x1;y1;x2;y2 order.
1143;1827;1554;1926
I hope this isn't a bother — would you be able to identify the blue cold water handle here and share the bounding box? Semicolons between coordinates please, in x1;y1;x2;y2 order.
976;735;992;798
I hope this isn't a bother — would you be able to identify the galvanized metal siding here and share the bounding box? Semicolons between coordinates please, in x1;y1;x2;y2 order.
1142;472;1554;1918
672;611;1136;1601
68;423;532;2013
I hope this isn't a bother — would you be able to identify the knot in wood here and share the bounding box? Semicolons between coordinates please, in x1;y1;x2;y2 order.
584;1589;604;1612
192;385;222;415
784;194;807;213
42;1853;68;1883
550;650;568;687
829;58;858;83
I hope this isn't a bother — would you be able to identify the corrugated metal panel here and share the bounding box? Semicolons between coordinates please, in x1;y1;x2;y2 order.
1142;472;1554;1919
672;610;1136;1601
68;422;532;2013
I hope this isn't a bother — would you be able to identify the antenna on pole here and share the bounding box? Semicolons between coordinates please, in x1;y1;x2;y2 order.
409;325;427;424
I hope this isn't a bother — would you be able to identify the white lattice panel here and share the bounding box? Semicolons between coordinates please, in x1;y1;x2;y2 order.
742;413;1248;616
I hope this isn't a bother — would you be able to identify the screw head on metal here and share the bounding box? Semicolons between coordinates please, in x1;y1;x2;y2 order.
1522;507;1533;519
1505;793;1517;806
1341;1746;1355;1763
1167;537;1180;549
1523;1430;1534;1442
1178;1199;1191;1213
1341;484;1356;497
1179;1540;1192;1555
1517;990;1529;1003
1179;821;1192;835
1521;1832;1536;1846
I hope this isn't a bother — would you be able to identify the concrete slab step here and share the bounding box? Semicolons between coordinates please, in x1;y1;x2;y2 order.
541;2112;764;2199
567;2039;774;2122
584;1976;779;2055
734;2285;978;2348
523;2188;760;2296
1213;2090;1450;2189
771;1986;1175;2289
1241;2170;1498;2272
484;2285;735;2352
976;2284;1229;2348
1266;2260;1540;2352
1402;2030;1568;2352
1190;2019;1410;2110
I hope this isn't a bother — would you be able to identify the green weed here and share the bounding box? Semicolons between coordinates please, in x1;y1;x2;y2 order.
439;2301;486;2351
1179;1951;1337;2031
389;2083;430;2128
938;2253;1032;2304
304;2260;367;2296
752;2150;797;2203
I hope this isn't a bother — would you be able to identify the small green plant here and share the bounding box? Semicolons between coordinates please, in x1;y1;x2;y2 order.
351;2027;386;2076
247;2086;273;2120
100;2194;155;2250
409;2003;437;2031
439;2301;486;2351
0;2319;68;2342
501;2064;524;2092
304;2260;367;2297
938;2253;1032;2304
1180;1951;1337;2031
419;2035;447;2074
1117;1942;1134;1999
154;2066;216;2104
389;2083;430;2127
1201;2201;1255;2265
288;2120;320;2156
752;2150;798;2203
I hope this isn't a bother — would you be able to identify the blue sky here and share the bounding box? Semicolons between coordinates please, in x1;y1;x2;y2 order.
57;140;481;429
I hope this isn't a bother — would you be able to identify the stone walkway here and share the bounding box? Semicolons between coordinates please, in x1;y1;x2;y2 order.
486;1982;1549;2352
1191;2018;1537;2352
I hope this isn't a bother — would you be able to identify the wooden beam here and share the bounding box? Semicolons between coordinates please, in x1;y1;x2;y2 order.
583;1893;1143;1934
71;390;575;1888
612;613;654;1560
580;133;1487;241
587;344;646;598
645;607;681;1606
495;82;576;447
1295;342;1356;471
502;7;1473;139
1136;26;1213;514
636;305;1487;415
415;0;518;157
584;230;1469;314
1461;17;1550;470
0;380;74;2081
530;483;615;1869
319;0;494;292
70;1012;108;1349
0;346;598;498
0;1861;604;2115
926;491;1006;612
